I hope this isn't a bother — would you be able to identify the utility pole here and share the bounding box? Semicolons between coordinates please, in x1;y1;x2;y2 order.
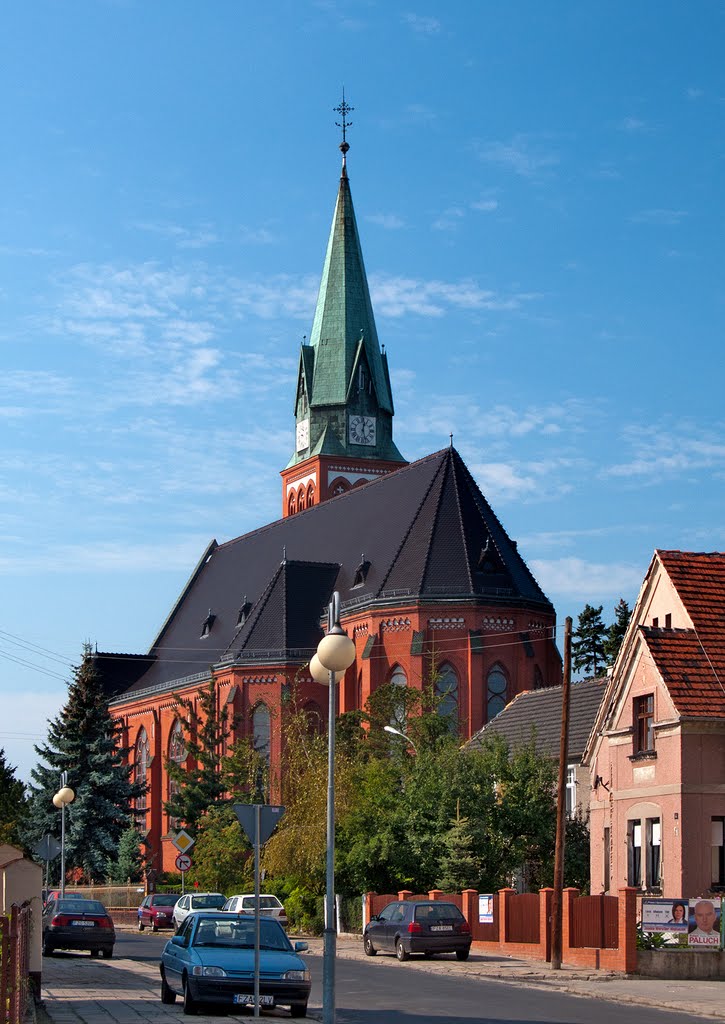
551;616;572;970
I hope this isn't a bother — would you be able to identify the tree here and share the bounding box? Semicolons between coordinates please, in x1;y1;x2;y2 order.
107;825;144;883
436;802;479;892
604;598;631;666
164;675;234;836
191;805;251;894
572;604;608;676
0;749;27;847
23;646;143;882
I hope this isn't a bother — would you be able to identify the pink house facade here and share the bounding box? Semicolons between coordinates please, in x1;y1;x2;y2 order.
585;551;725;899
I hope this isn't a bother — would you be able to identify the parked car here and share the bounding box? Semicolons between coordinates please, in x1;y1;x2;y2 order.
138;892;181;932
159;911;310;1017
221;893;288;928
42;897;115;958
363;899;471;962
172;892;227;932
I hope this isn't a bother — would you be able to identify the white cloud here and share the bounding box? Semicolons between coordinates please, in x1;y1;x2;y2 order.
402;12;441;34
530;556;644;601
471;198;498;213
432;207;465;231
366;213;405;230
686;87;704;99
370;274;530;317
132;221;218;249
619;117;649;133
476;135;559;178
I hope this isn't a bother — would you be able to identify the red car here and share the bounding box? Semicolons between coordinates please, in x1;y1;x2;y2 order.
138;893;181;931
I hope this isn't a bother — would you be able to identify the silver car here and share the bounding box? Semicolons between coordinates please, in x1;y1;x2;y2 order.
222;893;288;928
172;892;226;932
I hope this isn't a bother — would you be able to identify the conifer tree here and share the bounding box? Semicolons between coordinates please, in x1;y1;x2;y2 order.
436;802;479;892
23;646;143;881
571;604;608;676
164;675;234;835
107;825;144;883
0;749;27;847
604;598;631;666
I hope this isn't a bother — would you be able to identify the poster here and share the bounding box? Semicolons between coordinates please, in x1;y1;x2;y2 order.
687;898;721;947
478;894;494;924
641;898;688;933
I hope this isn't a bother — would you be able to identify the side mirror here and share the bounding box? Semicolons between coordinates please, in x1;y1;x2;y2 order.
370;915;379;922
294;941;309;952
171;935;186;947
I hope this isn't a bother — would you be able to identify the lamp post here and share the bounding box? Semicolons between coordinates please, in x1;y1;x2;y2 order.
52;771;75;897
383;724;418;753
309;592;356;1024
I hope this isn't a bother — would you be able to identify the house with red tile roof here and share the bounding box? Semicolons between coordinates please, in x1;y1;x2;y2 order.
584;550;725;899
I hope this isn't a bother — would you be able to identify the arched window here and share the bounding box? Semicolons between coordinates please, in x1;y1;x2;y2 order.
297;487;306;511
288;493;297;516
330;478;349;497
167;719;186;829
135;728;150;826
306;483;315;508
389;665;407;728
436;663;459;730
252;703;271;801
534;665;544;690
487;665;508;721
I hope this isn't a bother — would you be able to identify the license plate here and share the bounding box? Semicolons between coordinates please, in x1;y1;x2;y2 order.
233;994;274;1006
430;925;453;932
72;921;95;927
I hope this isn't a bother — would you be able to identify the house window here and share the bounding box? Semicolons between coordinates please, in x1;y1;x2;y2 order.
390;666;407;728
646;818;661;890
712;818;725;888
135;728;150;826
252;703;271;799
487;666;507;721
436;663;459;731
634;694;654;753
627;820;642;887
565;765;577;817
167;719;186;830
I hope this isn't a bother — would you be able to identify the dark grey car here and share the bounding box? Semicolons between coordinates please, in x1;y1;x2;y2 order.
42;897;115;958
363;900;472;961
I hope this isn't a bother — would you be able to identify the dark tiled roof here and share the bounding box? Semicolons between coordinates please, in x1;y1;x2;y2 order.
465;676;607;762
110;446;554;699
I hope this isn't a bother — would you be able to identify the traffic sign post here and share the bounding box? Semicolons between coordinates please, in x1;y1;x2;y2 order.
175;853;192;872
233;805;285;1018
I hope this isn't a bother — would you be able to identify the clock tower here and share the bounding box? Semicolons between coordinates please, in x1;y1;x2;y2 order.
281;101;407;517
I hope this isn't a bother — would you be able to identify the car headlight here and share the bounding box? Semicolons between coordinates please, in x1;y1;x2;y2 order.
192;966;227;977
283;970;310;982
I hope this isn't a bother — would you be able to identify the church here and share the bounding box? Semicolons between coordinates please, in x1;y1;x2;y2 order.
101;127;562;873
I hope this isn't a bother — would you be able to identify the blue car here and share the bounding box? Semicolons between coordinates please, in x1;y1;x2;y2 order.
159;911;311;1017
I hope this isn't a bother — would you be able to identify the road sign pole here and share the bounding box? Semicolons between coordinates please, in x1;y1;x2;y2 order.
254;804;260;1018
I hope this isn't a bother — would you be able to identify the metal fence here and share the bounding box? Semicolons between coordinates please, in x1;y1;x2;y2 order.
58;884;146;908
1;904;32;1024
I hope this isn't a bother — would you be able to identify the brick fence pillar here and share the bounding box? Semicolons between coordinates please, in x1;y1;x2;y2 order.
363;892;375;928
539;887;553;962
618;886;638;973
428;889;444;900
398;890;413;901
562;887;580;958
498;888;515;945
461;889;478;932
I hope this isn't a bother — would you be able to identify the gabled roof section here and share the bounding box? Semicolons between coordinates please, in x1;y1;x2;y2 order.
308;165;393;414
225;559;341;661
642;624;725;717
466;677;607;762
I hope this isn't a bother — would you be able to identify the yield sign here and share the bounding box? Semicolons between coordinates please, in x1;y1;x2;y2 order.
233;804;285;846
33;835;62;861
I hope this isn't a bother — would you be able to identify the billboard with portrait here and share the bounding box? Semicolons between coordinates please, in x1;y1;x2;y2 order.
478;894;494;925
641;898;688;933
687;898;721;947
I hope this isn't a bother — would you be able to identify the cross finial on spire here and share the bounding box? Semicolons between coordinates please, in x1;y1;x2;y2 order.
334;89;354;169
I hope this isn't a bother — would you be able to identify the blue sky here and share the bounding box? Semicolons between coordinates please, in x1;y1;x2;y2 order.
2;1;724;781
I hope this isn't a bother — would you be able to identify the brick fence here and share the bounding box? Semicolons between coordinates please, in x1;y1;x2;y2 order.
365;886;638;972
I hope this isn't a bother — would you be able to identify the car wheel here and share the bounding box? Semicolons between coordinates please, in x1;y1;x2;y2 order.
363;936;377;956
138;920;144;931
455;949;470;961
160;970;177;1005
395;939;409;962
151;921;159;933
182;977;197;1015
90;949;100;958
289;1002;307;1018
102;948;113;959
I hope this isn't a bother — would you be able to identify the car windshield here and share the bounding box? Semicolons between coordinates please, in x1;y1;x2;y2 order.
241;897;281;910
152;895;179;906
193;918;291;951
192;895;226;909
56;900;107;915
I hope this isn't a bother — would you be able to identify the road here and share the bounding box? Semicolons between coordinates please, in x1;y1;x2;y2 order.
115;931;710;1023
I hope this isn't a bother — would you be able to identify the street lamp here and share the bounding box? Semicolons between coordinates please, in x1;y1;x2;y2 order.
52;771;75;897
383;724;418;753
309;592;356;1024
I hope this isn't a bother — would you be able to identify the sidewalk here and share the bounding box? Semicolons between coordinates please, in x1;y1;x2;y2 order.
36;933;725;1024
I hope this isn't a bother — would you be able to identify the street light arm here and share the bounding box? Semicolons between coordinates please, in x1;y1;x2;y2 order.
383;724;418;752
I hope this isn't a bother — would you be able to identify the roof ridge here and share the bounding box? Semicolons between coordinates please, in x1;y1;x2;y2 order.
448;449;475;593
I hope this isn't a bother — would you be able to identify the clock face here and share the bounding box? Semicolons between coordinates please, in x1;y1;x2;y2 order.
296;418;309;452
349;415;376;446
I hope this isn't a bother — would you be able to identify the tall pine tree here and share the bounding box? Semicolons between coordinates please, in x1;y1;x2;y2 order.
22;646;143;882
0;749;27;847
571;604;608;676
604;598;631;666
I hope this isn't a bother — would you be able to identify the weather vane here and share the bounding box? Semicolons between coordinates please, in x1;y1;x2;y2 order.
334;89;354;155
